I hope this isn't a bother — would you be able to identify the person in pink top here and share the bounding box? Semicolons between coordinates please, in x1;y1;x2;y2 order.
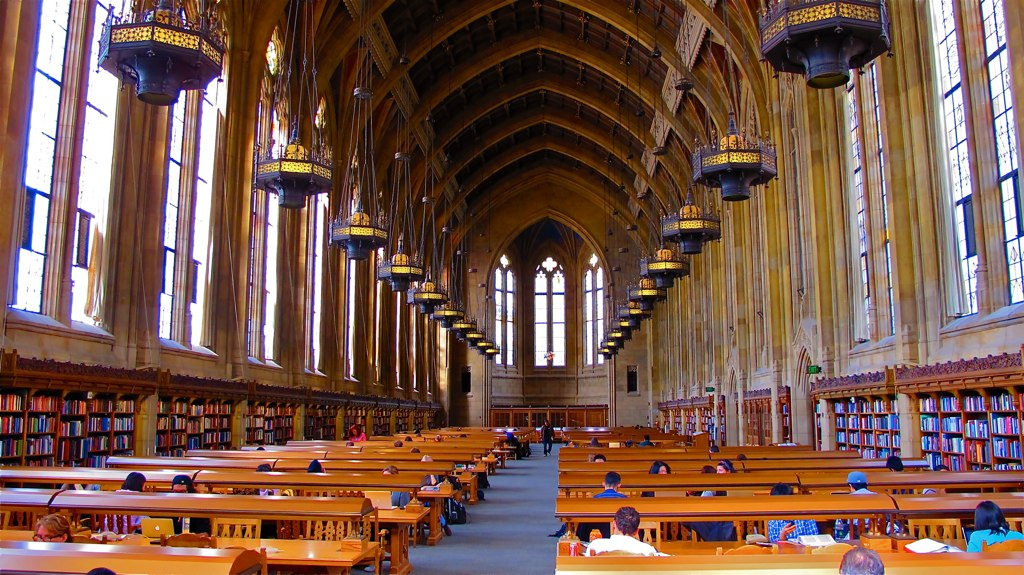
347;423;368;442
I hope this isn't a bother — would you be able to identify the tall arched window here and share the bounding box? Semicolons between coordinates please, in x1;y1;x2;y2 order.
930;0;978;314
307;100;328;370
16;1;118;321
583;254;604;366
845;79;871;338
534;257;565;367
980;0;1022;303
494;254;515;366
248;35;285;361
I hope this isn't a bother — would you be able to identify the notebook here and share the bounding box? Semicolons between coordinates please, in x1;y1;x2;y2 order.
364;490;395;510
140;518;175;538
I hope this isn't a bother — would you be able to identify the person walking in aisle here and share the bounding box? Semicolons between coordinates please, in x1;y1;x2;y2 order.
541;419;554;456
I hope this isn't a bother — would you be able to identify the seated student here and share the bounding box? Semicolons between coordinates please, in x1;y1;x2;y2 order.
419;473;453;536
579;472;628;541
85;569;116;575
252;464;279;538
585;506;666;556
591;453;607;463
381;466;411;508
685;463;736;542
170;475;211;535
765;483;819;542
638;434;655;447
967;500;1024;552
110;472;147;533
307;459;325;473
394;440;404;447
34;513;72;542
886;455;904;472
834;471;875;539
347;424;368;442
119;472;147;492
641;461;671;498
839;546;885;575
921;464;951;495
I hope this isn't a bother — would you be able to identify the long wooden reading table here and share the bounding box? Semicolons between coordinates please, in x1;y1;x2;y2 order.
0;540;263;575
555;552;1024;574
558;472;800;497
0;467;191;491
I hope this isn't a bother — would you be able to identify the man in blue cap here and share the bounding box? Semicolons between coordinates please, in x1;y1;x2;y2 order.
847;471;875;495
835;470;876;539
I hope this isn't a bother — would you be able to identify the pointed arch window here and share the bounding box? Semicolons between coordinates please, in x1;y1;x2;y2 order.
930;0;978;314
534;257;565;367
307;99;329;370
16;1;118;323
583;254;605;366
979;0;1023;303
845;79;871;338
494;254;515;366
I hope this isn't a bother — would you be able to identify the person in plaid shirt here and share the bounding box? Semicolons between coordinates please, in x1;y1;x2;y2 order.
766;483;819;542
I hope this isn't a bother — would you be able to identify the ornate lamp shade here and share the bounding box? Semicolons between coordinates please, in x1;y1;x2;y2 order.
760;0;892;89
628;277;667;311
450;318;476;341
256;135;333;209
662;196;721;255
97;0;223;106
618;301;650;323
475;340;495;356
377;240;424;293
464;329;485;347
692;113;777;202
608;326;632;343
617;315;640;332
331;209;388;261
407;280;448;315
483;346;501;360
599;342;616;358
431;303;465;329
640;247;689;289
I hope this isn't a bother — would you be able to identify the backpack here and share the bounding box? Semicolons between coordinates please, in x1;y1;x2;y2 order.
445;498;468;525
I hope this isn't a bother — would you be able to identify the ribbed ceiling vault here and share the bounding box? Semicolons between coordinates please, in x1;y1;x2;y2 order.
236;0;770;247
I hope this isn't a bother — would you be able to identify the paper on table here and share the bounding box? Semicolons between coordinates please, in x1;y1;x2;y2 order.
262;546;281;553
903;538;963;553
796;534;837;547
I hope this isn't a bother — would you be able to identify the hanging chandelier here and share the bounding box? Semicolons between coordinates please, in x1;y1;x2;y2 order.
640;246;689;289
628;277;666;311
256;130;333;209
433;241;466;327
450;317;477;341
378;118;425;292
408;279;448;315
483;346;501;360
692;112;777;202
760;0;892;89
330;32;388;259
661;188;721;254
98;0;223;106
599;341;616;359
618;300;650;323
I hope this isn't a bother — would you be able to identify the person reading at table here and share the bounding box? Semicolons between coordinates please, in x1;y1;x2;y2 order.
347;424;368;442
641;461;671;498
584;506;666;556
765;483;819;542
34;513;72;542
170;475;211;535
967;500;1024;552
835;471;875;539
684;463;736;542
382;466;412;508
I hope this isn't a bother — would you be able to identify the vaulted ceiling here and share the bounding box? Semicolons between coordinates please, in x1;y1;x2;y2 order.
244;0;771;250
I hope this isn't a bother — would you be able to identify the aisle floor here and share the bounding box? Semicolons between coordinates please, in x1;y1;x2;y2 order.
402;444;560;575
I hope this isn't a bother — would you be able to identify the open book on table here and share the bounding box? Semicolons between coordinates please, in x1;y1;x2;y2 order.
795;534;837;547
903;538;964;553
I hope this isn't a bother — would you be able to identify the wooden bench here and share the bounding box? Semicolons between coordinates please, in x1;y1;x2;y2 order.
0;467;191;491
557;472;801;498
797;471;1024;494
106;456;279;470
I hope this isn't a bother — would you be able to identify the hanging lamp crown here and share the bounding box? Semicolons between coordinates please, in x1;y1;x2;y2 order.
662;187;722;254
98;0;224;106
640;246;689;289
760;0;892;89
692;113;777;201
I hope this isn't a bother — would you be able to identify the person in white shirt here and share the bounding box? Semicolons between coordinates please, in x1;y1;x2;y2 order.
584;506;667;556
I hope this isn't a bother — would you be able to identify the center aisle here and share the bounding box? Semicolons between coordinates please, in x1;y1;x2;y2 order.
405;444;560;575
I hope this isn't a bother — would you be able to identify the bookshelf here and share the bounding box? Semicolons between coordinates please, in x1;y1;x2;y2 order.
916;389;1022;471
201;399;233;450
247;402;296;445
742;389;777;446
829;395;901;459
76;393;137;467
0;389;26;463
156;397;189;456
990;390;1022;469
657;396;723;445
303;404;338;441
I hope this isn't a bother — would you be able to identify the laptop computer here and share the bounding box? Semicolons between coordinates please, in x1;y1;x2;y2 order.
140;517;176;538
364;490;395;510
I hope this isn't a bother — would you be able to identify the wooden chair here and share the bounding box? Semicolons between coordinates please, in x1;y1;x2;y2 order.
1006;517;1023;532
722;544;773;555
211;518;261;540
907;518;964;542
982;539;1024;552
161;532;216;548
226;546;268;575
0;510;8;530
811;543;855;555
638;521;662;550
